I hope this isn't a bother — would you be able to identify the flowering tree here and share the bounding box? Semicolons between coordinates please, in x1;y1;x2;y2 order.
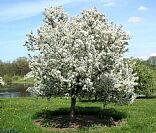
24;7;138;122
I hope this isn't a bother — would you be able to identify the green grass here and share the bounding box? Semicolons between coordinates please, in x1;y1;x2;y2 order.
2;75;34;86
0;97;156;133
11;77;34;85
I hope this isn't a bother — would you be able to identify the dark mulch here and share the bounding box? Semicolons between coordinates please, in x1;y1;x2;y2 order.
33;107;126;131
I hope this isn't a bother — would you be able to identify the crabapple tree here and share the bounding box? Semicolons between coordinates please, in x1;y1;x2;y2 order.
24;6;138;122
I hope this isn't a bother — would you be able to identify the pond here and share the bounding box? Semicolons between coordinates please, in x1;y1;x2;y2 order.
0;84;32;98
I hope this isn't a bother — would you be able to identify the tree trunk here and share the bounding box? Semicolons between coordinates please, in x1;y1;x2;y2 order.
70;96;76;123
70;76;80;123
95;93;97;101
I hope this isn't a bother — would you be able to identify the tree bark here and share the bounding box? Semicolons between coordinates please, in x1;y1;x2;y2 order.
70;95;76;123
95;94;97;101
70;76;80;123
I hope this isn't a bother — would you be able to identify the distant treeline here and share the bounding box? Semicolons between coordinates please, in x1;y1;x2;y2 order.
0;57;30;77
147;56;156;65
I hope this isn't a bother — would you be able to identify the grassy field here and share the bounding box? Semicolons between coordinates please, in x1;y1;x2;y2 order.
0;97;156;133
11;77;34;85
2;75;34;86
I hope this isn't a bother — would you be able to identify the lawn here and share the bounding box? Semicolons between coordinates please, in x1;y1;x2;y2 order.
11;77;34;85
0;97;156;133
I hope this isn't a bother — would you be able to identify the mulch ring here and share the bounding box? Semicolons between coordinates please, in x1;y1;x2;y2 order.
34;115;122;131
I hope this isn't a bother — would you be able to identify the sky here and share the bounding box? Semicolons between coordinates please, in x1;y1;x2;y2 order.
0;0;156;61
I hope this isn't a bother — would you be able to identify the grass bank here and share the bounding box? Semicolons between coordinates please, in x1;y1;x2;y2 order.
0;97;156;133
3;75;34;85
11;77;34;85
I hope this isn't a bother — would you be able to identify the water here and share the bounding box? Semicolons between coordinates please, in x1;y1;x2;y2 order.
0;84;32;98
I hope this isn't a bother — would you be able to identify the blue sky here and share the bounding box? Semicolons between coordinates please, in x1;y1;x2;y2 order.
0;0;156;61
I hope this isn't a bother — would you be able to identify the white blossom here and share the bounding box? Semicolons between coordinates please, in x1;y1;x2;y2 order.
24;6;138;104
0;77;5;86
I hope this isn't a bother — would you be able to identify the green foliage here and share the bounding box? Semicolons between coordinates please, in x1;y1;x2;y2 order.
0;97;156;133
3;75;12;84
11;76;20;81
14;57;30;76
147;56;156;65
134;59;155;97
0;57;30;77
0;57;31;85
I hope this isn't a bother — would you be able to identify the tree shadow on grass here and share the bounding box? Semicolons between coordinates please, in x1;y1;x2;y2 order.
33;107;127;130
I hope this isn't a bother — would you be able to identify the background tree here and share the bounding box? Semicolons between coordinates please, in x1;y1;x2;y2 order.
14;57;30;76
0;57;30;77
25;7;138;122
147;56;156;65
0;60;5;77
134;59;155;97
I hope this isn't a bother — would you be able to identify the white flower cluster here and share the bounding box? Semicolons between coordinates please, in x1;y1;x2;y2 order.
25;7;138;104
0;77;5;86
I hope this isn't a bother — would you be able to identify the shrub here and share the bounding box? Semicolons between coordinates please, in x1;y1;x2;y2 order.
3;75;12;84
134;60;155;97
